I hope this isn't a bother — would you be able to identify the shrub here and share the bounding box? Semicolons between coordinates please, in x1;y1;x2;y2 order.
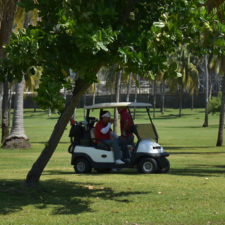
209;92;221;114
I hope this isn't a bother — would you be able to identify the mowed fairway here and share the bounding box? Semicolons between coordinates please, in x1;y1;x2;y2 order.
0;108;225;225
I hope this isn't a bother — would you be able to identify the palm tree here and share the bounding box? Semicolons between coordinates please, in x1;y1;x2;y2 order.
0;82;2;120
216;56;225;146
167;46;199;117
133;74;139;119
160;80;165;114
152;79;157;118
126;73;132;102
203;55;209;127
2;10;37;147
206;0;225;146
113;70;122;134
25;66;42;112
3;76;30;148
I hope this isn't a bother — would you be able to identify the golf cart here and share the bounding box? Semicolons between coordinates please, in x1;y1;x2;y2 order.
68;102;170;174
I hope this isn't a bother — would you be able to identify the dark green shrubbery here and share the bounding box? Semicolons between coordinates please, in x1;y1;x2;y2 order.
209;92;221;114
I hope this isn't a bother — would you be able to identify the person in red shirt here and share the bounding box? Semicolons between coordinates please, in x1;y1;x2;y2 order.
118;107;134;146
95;111;128;165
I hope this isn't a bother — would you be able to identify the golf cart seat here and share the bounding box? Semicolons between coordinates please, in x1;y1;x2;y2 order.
89;128;111;151
90;128;97;144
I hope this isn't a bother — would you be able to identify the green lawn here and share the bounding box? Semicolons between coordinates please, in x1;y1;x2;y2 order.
0;108;225;225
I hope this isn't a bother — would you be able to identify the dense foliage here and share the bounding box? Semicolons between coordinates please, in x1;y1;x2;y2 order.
1;0;224;111
209;91;222;114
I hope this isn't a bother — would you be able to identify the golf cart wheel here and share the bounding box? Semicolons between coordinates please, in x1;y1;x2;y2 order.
95;168;112;173
74;158;92;174
137;157;158;174
157;157;170;173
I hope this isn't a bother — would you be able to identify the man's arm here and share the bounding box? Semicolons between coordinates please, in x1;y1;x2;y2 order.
100;123;111;134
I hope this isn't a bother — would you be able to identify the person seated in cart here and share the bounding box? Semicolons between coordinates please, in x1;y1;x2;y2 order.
95;111;130;165
117;107;134;146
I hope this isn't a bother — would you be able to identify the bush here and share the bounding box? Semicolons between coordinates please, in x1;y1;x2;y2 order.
209;92;221;114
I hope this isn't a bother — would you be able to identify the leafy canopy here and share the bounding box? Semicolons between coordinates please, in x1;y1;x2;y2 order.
1;0;222;111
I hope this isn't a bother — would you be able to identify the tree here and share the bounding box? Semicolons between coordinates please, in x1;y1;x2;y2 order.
2;11;36;148
160;80;165;114
3;0;212;185
209;92;222;114
0;0;18;143
216;56;225;146
203;55;209;127
204;0;225;146
126;73;132;102
3;76;31;148
113;70;122;134
166;46;199;117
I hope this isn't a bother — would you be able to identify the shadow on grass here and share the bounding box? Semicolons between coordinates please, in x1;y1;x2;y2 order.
43;169;139;176
165;146;225;154
154;113;196;120
169;164;225;177
0;179;148;215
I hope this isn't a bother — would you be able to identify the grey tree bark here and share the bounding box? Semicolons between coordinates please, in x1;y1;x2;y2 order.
113;71;121;134
153;79;156;118
216;62;225;146
3;77;30;148
0;82;3;125
2;11;32;148
178;84;183;117
133;75;139;119
160;81;165;114
126;73;132;102
25;78;90;186
92;83;97;105
0;0;18;143
203;55;209;127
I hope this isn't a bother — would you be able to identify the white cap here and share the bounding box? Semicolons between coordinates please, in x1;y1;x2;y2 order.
101;112;111;118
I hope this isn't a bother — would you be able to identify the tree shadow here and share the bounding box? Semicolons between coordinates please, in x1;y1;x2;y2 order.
43;169;140;176
169;164;225;177
165;146;225;155
154;113;196;120
0;179;149;215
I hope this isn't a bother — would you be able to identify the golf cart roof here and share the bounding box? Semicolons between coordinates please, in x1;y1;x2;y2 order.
84;102;152;110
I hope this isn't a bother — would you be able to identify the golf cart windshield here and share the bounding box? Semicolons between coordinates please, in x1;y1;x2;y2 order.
84;102;159;142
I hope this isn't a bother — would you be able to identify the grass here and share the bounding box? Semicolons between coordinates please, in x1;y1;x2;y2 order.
0;108;225;225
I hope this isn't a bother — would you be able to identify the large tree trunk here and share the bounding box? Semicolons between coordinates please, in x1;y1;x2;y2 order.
25;79;90;186
203;55;209;127
0;0;18;143
113;71;121;134
3;77;30;148
216;73;225;146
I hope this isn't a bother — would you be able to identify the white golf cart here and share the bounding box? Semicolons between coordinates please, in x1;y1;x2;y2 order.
68;102;170;174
